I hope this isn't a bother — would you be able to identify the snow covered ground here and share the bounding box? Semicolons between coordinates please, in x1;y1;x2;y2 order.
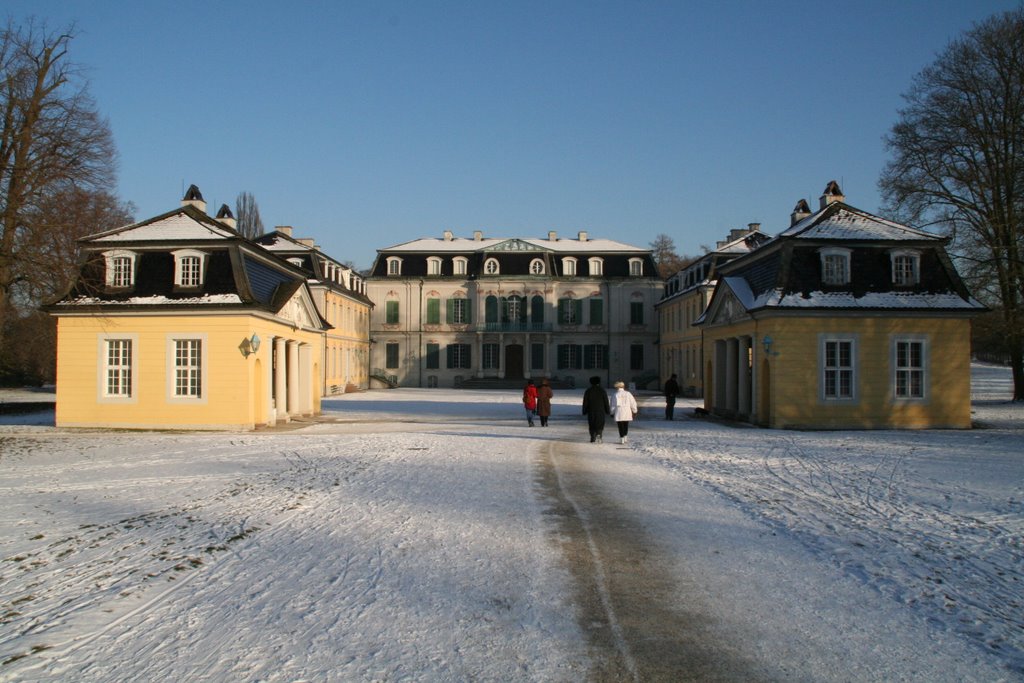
0;365;1021;681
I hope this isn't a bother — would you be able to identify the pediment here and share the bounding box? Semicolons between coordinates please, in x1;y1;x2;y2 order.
277;288;321;330
487;239;549;253
705;286;751;326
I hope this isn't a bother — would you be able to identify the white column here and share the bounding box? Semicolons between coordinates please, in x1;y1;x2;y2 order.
287;340;299;416
298;344;312;415
714;340;728;411
726;337;739;413
274;337;288;423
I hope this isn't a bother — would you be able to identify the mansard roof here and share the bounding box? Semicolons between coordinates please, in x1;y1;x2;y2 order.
698;197;982;321
47;198;330;329
778;200;941;242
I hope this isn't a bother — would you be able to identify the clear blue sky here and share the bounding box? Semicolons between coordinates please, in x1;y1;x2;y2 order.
7;1;1020;270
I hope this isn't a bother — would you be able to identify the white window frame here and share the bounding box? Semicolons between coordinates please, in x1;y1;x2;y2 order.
892;336;928;401
588;257;604;276
529;258;545;275
562;257;577;276
890;250;920;286
820;247;851;286
484;258;500;275
173;249;207;288
453;257;468;276
628;257;644;277
427;256;443;276
386;256;403;276
451;297;469;324
104;250;137;288
819;334;857;402
97;334;138;403
166;334;208;404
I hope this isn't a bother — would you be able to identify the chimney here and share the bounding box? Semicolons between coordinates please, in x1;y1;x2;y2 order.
791;199;812;226
443;230;454;241
548;231;558;241
298;238;316;247
276;225;293;237
578;230;588;242
819;180;845;209
181;184;207;213
473;230;483;241
747;222;760;233
215;204;237;230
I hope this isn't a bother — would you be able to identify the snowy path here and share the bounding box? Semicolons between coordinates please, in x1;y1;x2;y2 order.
0;371;1021;681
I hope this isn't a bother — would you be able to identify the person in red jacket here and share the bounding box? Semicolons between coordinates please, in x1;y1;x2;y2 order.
522;379;538;427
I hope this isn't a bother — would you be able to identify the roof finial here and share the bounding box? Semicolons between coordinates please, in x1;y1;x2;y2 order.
181;184;207;213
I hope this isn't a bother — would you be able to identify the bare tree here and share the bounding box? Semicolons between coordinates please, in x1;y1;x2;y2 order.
879;7;1024;400
235;191;264;239
649;233;691;278
0;19;117;354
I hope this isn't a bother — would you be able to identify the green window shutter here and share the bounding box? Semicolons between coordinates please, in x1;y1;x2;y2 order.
589;298;603;325
486;296;498;323
532;296;544;323
446;299;455;324
463;299;472;324
447;344;455;368
573;299;583;324
386;300;399;324
427;298;440;324
426;343;440;369
557;299;567;323
575;344;583;369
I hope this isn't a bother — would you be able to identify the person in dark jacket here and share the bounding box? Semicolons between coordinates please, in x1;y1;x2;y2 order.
664;373;680;420
581;376;610;442
536;378;554;426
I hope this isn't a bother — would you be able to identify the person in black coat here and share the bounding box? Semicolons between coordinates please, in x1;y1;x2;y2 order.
582;376;611;442
664;373;680;420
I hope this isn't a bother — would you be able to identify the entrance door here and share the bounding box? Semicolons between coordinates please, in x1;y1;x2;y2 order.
505;344;524;379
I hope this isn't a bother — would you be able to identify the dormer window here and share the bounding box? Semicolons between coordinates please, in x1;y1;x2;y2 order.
819;248;851;285
628;258;644;277
427;256;443;276
104;250;137;288
530;258;545;275
287;258;304;269
387;256;403;276
588;257;604;276
890;250;920;286
562;257;577;276
453;257;468;275
484;258;500;275
173;249;207;288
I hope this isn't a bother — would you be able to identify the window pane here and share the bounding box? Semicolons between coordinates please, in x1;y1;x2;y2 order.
174;339;201;397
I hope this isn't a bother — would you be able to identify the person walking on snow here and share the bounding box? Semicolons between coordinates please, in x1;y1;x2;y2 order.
522;379;538;427
536;378;554;427
610;381;639;444
582;376;610;442
663;373;680;420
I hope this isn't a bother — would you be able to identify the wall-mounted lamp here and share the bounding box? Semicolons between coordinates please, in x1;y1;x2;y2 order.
239;333;261;357
762;335;774;355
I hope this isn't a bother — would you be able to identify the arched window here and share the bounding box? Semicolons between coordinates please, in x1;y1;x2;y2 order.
588;257;603;276
427;256;443;276
562;257;577;276
890;249;920;286
484;258;500;275
628;257;644;277
530;258;545;275
453;256;468;275
386;256;403;276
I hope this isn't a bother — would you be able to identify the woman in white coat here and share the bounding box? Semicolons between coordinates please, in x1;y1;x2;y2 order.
609;381;639;444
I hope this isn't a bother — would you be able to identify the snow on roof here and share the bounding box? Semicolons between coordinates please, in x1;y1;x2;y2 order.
781;204;939;241
91;211;236;242
749;288;983;310
61;294;244;306
380;236;648;253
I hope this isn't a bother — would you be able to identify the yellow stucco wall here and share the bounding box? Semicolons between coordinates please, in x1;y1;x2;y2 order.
54;314;324;430
704;315;973;429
